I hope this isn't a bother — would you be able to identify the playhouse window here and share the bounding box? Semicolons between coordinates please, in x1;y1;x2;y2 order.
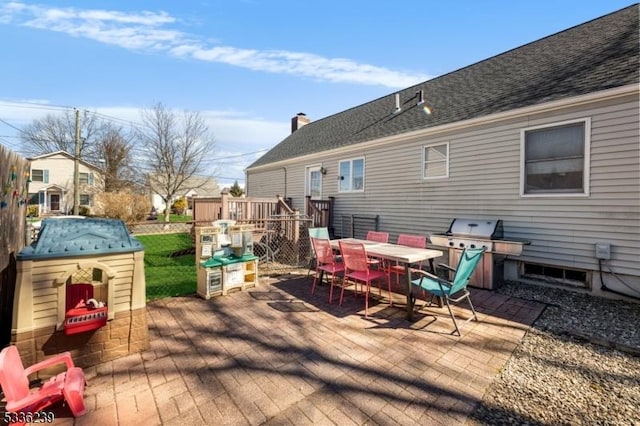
64;267;109;335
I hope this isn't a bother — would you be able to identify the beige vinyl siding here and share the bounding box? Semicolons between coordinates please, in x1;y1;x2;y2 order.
247;93;639;277
246;168;286;200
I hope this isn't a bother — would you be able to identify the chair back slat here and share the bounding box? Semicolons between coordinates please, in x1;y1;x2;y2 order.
311;237;336;265
339;241;370;272
365;231;389;243
308;227;330;240
397;234;427;249
451;248;486;293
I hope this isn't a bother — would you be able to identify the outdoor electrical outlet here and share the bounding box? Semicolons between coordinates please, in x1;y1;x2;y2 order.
595;243;611;260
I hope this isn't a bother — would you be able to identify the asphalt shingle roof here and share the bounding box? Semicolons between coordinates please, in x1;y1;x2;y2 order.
249;4;639;169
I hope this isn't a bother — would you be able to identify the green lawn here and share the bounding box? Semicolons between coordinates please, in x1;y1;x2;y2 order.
169;214;192;222
136;233;196;300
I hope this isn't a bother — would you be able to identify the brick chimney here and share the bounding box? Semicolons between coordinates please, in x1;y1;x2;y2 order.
291;112;311;133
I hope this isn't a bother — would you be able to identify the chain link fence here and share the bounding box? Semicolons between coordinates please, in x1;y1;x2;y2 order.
25;216;315;301
131;217;314;300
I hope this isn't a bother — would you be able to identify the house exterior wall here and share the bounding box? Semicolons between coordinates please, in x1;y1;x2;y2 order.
28;153;102;214
246;167;286;200
147;175;220;213
247;90;640;296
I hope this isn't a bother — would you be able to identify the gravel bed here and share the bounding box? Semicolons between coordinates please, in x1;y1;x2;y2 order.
470;282;640;425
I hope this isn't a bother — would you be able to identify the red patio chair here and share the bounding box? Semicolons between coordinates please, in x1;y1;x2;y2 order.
310;237;345;303
387;234;428;287
339;240;392;318
0;346;87;425
364;231;389;267
365;231;389;243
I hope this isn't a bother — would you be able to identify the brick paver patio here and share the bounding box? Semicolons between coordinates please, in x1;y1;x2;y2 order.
34;275;545;425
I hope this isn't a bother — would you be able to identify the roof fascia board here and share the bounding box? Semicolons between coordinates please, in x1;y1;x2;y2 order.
248;84;638;172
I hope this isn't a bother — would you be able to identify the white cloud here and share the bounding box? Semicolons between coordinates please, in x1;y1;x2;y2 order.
0;2;430;88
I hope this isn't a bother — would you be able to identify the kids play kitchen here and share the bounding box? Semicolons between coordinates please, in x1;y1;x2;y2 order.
195;221;259;299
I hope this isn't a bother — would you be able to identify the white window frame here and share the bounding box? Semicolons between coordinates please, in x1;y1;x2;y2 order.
422;142;449;179
338;157;365;193
79;193;92;206
79;172;94;185
31;169;45;182
520;118;591;197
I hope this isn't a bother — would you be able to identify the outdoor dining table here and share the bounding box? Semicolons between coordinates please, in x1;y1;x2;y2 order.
330;238;443;321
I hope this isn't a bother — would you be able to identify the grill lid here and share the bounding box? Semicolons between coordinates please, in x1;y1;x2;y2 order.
446;218;503;240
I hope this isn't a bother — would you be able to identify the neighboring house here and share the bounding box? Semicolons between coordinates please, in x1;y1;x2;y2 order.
149;174;220;214
246;5;640;298
27;151;103;215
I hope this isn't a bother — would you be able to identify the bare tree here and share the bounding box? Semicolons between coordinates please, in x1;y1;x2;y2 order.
19;109;106;160
137;102;215;222
96;126;138;193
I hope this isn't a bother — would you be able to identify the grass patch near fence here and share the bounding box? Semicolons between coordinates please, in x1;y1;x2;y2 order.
136;233;196;300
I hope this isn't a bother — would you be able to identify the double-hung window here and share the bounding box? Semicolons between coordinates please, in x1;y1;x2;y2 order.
79;194;92;206
31;169;48;183
423;142;449;179
521;118;590;196
339;158;364;192
79;172;94;185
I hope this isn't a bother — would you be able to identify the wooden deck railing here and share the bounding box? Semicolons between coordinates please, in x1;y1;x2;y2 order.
305;196;334;231
192;192;292;223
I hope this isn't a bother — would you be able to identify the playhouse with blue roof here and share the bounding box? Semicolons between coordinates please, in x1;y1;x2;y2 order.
12;217;149;368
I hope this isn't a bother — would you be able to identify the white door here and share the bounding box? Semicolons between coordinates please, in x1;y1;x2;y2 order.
307;166;322;200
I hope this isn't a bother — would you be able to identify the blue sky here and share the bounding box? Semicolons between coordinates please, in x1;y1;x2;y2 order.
0;1;633;187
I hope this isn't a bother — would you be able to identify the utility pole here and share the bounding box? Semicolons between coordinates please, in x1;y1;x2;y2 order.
73;109;80;215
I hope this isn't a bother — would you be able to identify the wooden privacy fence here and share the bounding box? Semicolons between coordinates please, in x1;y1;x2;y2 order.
0;144;30;347
0;146;30;270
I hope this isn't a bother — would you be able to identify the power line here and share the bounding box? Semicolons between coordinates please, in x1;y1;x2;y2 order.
0;136;22;150
86;110;146;129
0;100;73;112
0;117;26;134
1;103;270;171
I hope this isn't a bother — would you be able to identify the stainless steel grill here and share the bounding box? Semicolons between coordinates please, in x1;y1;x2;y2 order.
430;218;529;289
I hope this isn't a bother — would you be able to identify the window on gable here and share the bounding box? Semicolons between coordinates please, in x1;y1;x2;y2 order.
79;172;90;185
423;143;449;179
31;169;47;182
522;119;590;196
339;158;364;192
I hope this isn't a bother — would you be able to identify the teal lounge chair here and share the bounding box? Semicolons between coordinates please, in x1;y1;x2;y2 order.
411;248;485;336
